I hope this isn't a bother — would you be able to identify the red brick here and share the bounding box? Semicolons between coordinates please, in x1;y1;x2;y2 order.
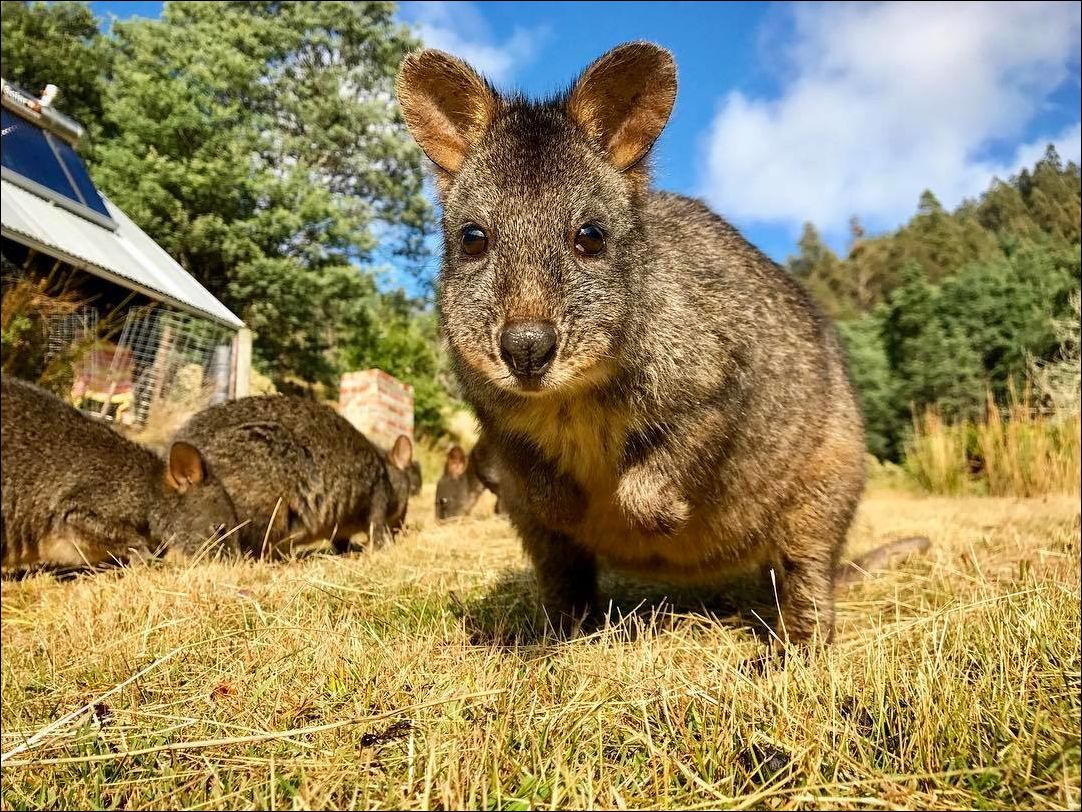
338;368;415;449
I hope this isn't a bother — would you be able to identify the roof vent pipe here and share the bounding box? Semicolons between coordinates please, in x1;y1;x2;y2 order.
0;78;85;145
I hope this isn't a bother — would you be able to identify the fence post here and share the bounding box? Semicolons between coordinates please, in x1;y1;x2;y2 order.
232;327;252;398
210;344;232;404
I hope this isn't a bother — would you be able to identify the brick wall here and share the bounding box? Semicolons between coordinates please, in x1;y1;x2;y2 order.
338;368;414;450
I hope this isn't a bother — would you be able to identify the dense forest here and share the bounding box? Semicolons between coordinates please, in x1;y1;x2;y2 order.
788;150;1081;459
3;1;1080;452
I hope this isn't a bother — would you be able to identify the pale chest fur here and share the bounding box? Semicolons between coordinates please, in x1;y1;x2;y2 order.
505;392;626;493
504;394;763;580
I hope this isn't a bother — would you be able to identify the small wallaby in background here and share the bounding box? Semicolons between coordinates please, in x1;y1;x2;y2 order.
174;396;413;557
397;42;928;643
435;435;503;520
1;375;237;572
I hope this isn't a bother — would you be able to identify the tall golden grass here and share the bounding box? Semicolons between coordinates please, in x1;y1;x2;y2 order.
905;386;1081;497
3;491;1079;809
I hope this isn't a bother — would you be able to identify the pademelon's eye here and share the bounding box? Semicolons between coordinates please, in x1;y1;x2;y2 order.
461;225;488;257
574;223;606;256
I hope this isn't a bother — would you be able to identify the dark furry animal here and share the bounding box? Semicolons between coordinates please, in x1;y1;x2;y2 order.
435;434;503;520
397;42;927;643
174;396;413;557
1;374;237;571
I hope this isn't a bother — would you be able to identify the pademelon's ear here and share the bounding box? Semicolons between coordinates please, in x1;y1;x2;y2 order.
166;441;206;494
389;435;414;471
444;445;467;478
395;49;498;175
567;41;676;171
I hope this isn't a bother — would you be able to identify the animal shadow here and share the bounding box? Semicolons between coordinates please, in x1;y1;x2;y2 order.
457;567;780;649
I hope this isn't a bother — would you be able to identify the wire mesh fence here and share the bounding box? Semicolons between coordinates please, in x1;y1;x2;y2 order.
44;307;98;368
43;306;235;441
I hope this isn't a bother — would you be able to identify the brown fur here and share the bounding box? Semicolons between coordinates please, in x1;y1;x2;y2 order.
567;42;677;189
174;396;413;558
397;42;883;644
1;375;237;572
396;48;500;189
435;435;504;520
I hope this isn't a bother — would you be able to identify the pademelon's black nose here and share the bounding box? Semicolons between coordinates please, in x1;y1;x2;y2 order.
500;321;557;377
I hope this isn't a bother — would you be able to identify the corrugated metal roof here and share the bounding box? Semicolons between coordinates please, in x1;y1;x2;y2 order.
1;178;244;329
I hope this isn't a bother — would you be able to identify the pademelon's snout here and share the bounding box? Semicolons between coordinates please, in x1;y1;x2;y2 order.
499;321;557;381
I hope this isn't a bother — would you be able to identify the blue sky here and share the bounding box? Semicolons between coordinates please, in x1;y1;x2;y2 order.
91;1;1082;273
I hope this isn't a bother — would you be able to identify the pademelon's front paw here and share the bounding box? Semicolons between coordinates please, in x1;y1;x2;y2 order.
616;467;691;536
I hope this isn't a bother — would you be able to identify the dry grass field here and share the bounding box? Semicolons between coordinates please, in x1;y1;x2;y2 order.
1;486;1079;810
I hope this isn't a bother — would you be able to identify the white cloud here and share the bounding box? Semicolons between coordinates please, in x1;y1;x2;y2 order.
703;1;1082;236
402;1;546;85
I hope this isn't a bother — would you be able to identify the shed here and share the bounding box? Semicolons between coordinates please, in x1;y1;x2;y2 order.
1;78;250;433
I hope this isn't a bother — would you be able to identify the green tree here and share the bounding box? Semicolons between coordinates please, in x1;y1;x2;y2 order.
1025;146;1082;243
786;147;1081;459
936;244;1081;401
976;179;1039;243
787;223;853;318
904;190;974;282
845;230;904;314
794;148;1078;323
865;246;1080;458
90;1;434;390
0;0;111;144
837;316;898;459
881;262;985;423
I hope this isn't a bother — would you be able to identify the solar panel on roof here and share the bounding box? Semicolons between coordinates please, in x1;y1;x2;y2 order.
0;109;75;197
50;135;112;220
0;108;115;228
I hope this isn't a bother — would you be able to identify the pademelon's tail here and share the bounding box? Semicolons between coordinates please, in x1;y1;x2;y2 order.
837;536;931;586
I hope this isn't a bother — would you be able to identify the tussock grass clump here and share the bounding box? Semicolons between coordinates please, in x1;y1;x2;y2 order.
906;295;1081;498
905;389;1081;497
2;492;1079;810
977;396;1081;497
904;409;970;496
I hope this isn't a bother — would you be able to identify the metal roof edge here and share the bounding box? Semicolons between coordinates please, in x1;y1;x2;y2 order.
1;224;244;331
98;193;246;330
